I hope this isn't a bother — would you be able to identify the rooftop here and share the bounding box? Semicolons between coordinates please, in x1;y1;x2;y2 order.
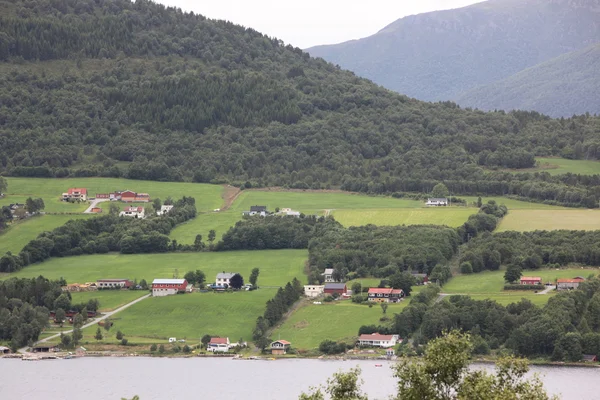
521;277;542;281
152;279;186;285
97;279;129;282
368;288;403;295
209;337;229;345
272;340;291;345
323;268;334;275
557;278;585;283
359;333;397;341
324;283;346;290
216;272;236;279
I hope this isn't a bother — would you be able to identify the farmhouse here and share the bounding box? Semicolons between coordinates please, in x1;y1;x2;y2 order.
304;285;325;297
62;188;87;201
97;191;151;202
520;276;542;285
557;277;585;291
358;333;400;348
278;208;301;217
426;198;448;206
119;206;145;218
156;205;174;216
270;340;291;355
324;283;347;295
216;272;237;287
151;279;190;296
322;268;335;283
367;288;404;303
96;279;132;289
207;337;230;352
242;205;268;216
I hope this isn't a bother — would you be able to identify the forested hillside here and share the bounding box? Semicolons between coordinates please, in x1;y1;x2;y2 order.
308;0;600;112
1;0;600;207
458;43;600;117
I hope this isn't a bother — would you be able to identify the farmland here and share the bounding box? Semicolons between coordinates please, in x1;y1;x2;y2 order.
1;177;224;213
70;290;148;312
532;157;600;176
0;214;91;254
4;250;308;287
461;196;567;210
333;208;474;228
272;301;409;350
497;210;600;232
81;290;277;343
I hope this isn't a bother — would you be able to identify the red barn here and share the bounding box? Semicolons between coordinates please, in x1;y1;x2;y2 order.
120;190;137;202
324;283;347;295
151;279;189;296
520;277;542;285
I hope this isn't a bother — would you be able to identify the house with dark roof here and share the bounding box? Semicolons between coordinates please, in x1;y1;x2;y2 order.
270;340;291;355
324;283;347;295
242;205;268;216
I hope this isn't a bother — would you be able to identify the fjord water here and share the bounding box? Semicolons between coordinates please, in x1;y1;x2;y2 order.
1;358;598;400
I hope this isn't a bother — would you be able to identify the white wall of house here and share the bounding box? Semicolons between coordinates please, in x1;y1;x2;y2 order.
304;285;325;297
152;288;178;297
359;335;400;347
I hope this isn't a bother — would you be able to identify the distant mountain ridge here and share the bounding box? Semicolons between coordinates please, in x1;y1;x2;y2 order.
457;42;600;117
307;0;600;113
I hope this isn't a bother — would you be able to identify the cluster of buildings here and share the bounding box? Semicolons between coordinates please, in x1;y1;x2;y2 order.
206;337;291;355
4;203;30;220
519;276;586;290
95;190;151;203
242;205;301;217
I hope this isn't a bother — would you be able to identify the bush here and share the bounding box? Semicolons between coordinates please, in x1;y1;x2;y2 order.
323;295;334;302
319;340;347;355
460;262;473;274
150;344;157;352
121;338;128;346
158;344;165;353
183;345;191;353
503;284;545;291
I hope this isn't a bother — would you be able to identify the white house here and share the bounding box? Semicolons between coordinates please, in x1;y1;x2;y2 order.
278;208;301;217
156;205;174;216
358;333;401;348
96;279;132;289
304;285;325;298
215;272;236;287
120;206;145;218
207;337;230;352
322;268;335;283
426;198;448;206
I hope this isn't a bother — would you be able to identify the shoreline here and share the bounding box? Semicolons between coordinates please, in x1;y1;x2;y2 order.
3;352;599;368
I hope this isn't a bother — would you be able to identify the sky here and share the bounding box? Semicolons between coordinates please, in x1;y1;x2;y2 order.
156;0;486;48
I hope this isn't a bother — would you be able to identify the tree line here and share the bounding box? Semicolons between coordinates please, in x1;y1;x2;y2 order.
0;197;196;273
1;1;600;207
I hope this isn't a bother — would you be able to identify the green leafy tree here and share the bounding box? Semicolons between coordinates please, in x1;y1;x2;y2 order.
299;367;367;400
109;203;120;215
94;327;103;342
249;268;260;287
152;198;162;214
54;308;66;327
60;332;71;348
121;338;128;346
73;313;84;328
159;344;165;353
201;334;212;348
150;344;157;352
389;272;415;296
53;294;71;312
103;318;112;332
0;176;7;194
116;330;123;340
208;229;216;243
229;273;244;289
431;183;449;198
139;279;148;290
72;326;83;345
193;234;204;251
504;264;522;283
351;282;362;295
380;303;388;314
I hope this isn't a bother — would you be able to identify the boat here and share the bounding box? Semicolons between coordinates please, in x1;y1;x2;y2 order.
375;364;383;367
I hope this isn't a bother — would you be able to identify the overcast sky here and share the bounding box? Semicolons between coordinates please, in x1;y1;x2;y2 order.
156;0;486;48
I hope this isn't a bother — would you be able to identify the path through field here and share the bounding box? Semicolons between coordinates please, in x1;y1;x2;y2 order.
19;293;151;353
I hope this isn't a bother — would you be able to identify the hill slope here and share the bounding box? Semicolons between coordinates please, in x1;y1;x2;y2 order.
0;0;600;208
457;43;600;117
307;0;600;104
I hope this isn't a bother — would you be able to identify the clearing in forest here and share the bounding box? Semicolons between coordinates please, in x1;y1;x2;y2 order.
497;210;600;231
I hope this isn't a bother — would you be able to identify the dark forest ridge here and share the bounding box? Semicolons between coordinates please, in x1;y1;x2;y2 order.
308;0;600;116
1;0;600;208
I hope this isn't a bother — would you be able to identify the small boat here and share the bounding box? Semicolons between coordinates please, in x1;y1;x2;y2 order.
375;364;383;367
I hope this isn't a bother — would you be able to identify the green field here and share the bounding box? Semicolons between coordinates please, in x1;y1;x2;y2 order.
272;301;409;350
170;211;242;244
497;210;600;231
1;177;224;213
82;290;276;343
70;290;148;312
333;208;474;228
443;268;598;306
0;214;91;254
4;250;307;286
533;157;600;176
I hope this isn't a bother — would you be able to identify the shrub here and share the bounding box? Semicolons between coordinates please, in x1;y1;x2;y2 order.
504;284;545;291
150;344;157;352
183;345;191;353
121;338;128;346
158;344;165;353
460;262;473;274
319;340;346;355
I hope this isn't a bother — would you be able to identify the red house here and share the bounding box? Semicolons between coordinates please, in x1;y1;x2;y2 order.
151;279;190;296
120;190;137;202
324;283;347;295
520;277;542;285
367;288;404;303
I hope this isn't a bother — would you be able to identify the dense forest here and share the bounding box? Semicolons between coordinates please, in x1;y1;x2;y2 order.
1;0;600;207
0;196;196;272
377;278;600;362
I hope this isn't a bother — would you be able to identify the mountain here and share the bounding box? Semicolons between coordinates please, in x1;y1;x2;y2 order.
307;0;600;105
457;43;600;117
1;0;600;208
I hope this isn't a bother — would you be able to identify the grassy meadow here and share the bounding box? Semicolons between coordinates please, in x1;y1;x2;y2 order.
272;301;409;350
81;290;277;343
170;211;242;244
333;208;474;228
1;177;224;213
0;214;91;254
462;196;567;210
4;250;308;286
497;210;600;231
70;290;148;312
533;157;600;176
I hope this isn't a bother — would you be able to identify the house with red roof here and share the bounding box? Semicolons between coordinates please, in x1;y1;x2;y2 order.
270;340;291;355
62;188;87;201
557;277;585;291
358;333;400;348
207;337;231;352
520;277;542;285
367;288;404;303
